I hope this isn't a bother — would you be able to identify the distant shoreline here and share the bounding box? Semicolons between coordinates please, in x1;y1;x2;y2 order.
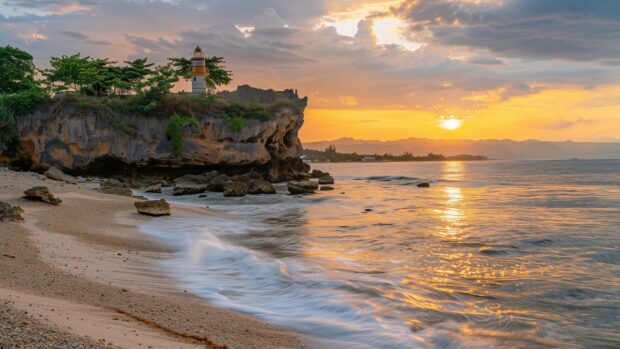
302;148;488;163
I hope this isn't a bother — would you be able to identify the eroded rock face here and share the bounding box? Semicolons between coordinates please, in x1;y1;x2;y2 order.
5;87;307;182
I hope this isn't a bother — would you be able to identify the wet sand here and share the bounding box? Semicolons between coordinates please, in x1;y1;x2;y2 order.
0;169;307;349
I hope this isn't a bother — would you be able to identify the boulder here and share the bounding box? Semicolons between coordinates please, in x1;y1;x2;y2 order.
135;199;171;216
247;178;276;195
44;167;77;184
311;169;330;178
287;180;318;195
23;186;62;205
320;186;334;191
417;183;431;188
232;172;264;182
144;183;162;193
173;183;206;196
100;179;125;189
223;181;249;197
295;172;312;181
100;187;133;196
0;201;24;222
175;172;216;186
318;176;335;185
207;174;231;192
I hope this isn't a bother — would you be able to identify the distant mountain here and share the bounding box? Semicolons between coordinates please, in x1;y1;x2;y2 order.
303;138;620;160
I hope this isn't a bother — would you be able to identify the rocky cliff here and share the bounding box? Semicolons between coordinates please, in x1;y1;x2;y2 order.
0;86;310;181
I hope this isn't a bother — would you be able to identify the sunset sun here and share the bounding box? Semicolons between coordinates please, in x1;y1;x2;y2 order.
440;118;463;130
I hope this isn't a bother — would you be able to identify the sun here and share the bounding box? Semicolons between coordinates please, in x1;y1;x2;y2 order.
440;118;463;130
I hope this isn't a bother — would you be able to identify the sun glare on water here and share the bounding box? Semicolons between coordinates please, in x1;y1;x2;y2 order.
440;118;463;130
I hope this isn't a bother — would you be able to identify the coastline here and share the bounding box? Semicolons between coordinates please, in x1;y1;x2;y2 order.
0;169;307;349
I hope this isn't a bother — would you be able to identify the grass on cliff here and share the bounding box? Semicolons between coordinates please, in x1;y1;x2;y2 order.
49;93;302;121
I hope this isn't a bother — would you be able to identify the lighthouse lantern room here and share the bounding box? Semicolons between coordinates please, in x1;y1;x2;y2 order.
191;46;208;95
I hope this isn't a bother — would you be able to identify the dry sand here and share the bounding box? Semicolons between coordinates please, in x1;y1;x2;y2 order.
0;169;308;349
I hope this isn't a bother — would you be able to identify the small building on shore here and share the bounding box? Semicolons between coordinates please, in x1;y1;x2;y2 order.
362;156;376;162
191;46;208;95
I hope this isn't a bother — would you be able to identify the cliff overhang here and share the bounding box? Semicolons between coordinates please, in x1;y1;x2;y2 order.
0;85;310;181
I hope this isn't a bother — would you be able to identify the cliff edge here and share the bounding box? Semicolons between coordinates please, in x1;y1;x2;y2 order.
0;85;310;181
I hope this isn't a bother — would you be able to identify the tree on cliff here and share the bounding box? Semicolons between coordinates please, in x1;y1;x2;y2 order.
121;58;155;93
168;56;232;89
0;46;38;93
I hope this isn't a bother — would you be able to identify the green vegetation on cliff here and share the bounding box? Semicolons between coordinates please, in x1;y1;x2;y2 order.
165;115;201;157
0;46;304;144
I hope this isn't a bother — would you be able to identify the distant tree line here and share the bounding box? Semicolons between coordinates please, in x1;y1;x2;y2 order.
303;146;488;162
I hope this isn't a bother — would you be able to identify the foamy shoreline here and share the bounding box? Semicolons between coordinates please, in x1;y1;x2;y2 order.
0;169;309;349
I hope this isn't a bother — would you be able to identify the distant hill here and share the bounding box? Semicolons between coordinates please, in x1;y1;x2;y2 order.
303;138;620;160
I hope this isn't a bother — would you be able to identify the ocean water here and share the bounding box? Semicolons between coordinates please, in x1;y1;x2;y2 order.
139;160;620;349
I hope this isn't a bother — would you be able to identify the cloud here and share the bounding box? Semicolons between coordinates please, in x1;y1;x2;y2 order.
396;0;620;61
61;29;111;46
0;0;619;114
534;117;596;130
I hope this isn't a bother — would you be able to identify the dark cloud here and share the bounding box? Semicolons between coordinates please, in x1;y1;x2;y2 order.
61;30;110;45
396;0;620;61
60;30;87;39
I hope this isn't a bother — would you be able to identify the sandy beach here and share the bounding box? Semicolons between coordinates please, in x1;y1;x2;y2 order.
0;169;307;349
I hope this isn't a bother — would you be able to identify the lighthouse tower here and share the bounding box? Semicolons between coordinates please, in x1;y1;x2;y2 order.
191;46;208;95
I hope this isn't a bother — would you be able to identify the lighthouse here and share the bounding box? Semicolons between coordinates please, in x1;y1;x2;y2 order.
191;46;208;95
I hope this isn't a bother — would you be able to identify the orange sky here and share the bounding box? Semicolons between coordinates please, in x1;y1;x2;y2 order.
301;85;620;142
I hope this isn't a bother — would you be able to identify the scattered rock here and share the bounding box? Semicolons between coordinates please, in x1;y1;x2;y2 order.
247;179;276;195
417;183;431;188
44;167;77;184
23;186;62;205
363;208;373;212
318;176;335;185
207;174;231;192
144;183;162;193
295;172;312;181
231;172;276;195
311;169;330;178
223;181;249;197
320;186;334;191
132;195;148;201
100;179;125;189
287;180;319;195
198;194;208;198
173;183;206;196
135;199;171;216
0;201;24;222
100;187;133;196
175;172;216;186
232;172;264;182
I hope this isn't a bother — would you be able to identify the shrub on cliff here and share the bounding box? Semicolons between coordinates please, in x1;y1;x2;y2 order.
165;114;201;157
226;115;247;133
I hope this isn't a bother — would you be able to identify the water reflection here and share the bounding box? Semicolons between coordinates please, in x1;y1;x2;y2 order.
443;161;466;182
435;186;466;239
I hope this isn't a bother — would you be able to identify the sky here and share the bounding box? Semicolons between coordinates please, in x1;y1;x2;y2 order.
1;0;619;142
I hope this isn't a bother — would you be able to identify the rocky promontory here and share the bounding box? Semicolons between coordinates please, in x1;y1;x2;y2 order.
0;85;310;182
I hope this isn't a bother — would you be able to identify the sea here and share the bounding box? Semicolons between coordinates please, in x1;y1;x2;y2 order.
137;160;620;349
